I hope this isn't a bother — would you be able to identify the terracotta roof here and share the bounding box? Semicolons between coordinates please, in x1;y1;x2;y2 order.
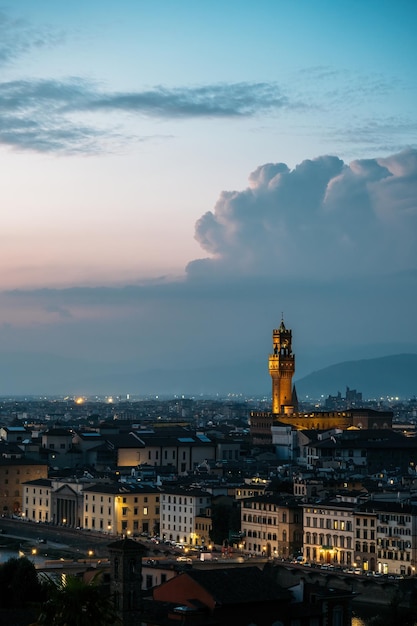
183;566;291;606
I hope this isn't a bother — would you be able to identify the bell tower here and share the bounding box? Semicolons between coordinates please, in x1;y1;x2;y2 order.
269;317;296;414
108;537;147;626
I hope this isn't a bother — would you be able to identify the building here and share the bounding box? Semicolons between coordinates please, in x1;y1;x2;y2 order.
302;495;356;567
160;486;212;546
22;477;52;522
72;427;219;474
150;566;293;626
303;428;417;473
146;565;354;626
41;428;76;468
51;478;85;527
241;494;303;559
0;425;28;444
355;500;417;576
194;511;212;547
250;319;393;444
83;483;160;536
0;457;48;516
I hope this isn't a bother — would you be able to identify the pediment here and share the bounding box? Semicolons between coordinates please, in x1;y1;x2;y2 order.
54;484;79;497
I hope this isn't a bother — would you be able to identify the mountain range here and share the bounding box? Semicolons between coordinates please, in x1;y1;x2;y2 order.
0;352;416;400
295;353;417;401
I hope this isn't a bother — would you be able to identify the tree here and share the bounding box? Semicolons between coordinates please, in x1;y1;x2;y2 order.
0;556;43;609
34;573;121;626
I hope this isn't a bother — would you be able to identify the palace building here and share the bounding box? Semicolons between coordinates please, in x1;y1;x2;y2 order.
250;319;392;445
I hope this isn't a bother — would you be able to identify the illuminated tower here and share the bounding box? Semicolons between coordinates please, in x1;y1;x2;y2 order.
269;318;296;414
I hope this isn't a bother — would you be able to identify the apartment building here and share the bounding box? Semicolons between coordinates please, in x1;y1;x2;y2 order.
22;478;52;522
302;495;355;566
0;458;48;516
241;494;302;558
194;511;212;547
355;500;417;576
160;486;211;546
83;483;160;536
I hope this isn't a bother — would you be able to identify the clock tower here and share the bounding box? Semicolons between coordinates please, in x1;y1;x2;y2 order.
269;318;296;414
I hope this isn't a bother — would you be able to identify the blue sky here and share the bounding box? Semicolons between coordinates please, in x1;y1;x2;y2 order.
0;1;416;395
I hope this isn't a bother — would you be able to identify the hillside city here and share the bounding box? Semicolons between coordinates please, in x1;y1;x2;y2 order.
1;321;417;626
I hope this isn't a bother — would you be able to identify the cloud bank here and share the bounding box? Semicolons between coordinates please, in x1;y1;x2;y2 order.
0;149;416;390
0;78;291;153
188;149;417;280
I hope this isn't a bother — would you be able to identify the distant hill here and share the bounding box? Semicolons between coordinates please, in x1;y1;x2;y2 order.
295;354;417;400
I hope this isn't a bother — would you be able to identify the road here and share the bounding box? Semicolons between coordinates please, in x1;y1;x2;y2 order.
0;517;123;558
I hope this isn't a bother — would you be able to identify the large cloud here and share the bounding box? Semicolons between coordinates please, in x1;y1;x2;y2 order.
188;149;417;279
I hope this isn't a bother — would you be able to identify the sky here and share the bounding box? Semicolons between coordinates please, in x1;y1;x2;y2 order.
0;0;416;396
